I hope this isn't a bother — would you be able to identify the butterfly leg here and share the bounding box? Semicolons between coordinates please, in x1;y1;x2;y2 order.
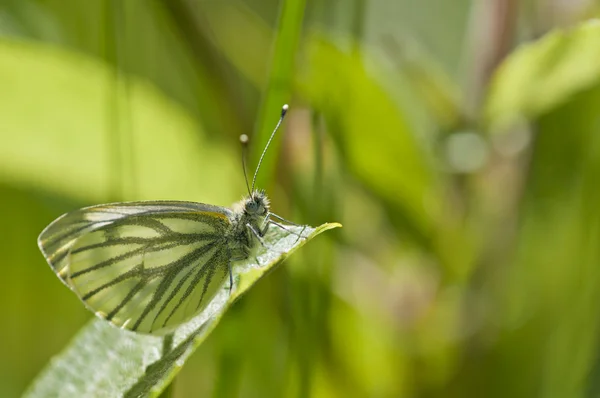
260;218;270;236
247;223;285;255
268;212;302;227
267;219;307;244
295;225;307;243
225;258;240;292
246;223;267;248
228;247;251;291
261;214;305;241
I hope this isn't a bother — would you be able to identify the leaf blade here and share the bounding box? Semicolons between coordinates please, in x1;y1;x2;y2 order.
485;20;600;132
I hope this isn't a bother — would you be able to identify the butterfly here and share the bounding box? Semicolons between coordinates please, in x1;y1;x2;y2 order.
37;105;302;335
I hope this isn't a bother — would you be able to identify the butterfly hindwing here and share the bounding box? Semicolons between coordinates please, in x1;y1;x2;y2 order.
38;201;234;334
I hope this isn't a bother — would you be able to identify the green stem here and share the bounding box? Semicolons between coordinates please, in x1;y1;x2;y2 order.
250;0;306;190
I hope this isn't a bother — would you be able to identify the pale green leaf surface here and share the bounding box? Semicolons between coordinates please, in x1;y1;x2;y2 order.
486;20;600;132
24;222;340;398
0;38;240;204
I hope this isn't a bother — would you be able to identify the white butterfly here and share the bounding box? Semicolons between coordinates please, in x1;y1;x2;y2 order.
38;105;302;335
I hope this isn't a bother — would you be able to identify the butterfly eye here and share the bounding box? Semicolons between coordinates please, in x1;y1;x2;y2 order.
246;201;258;213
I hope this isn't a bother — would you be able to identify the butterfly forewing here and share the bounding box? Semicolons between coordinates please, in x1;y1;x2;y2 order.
38;201;234;335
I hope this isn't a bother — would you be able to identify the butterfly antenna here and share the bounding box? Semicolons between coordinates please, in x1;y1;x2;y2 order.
240;134;252;197
251;104;289;193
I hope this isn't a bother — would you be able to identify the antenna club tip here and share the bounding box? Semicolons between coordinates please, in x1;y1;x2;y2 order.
281;104;289;116
240;134;249;144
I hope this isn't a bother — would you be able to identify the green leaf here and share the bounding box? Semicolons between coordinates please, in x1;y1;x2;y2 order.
298;34;442;248
24;222;340;398
0;37;240;204
485;20;600;132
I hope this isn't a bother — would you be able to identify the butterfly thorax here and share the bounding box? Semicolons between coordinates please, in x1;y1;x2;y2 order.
227;190;270;257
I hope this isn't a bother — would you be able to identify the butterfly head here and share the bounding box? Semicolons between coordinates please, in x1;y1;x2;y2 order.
244;190;270;217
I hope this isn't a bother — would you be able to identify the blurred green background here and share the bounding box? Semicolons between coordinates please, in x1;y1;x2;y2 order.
2;0;600;397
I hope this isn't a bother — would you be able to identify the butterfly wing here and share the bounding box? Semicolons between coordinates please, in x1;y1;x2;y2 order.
38;201;234;335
